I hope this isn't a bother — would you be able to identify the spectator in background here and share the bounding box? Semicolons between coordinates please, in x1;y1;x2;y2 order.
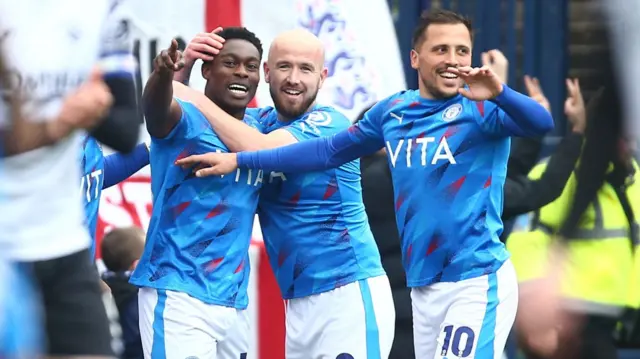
484;52;586;242
101;227;145;359
509;85;639;359
357;104;414;359
501;76;586;223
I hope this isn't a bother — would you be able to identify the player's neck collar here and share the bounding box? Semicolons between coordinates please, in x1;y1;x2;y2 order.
416;90;461;106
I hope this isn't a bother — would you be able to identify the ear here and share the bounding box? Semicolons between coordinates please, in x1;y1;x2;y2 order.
263;62;270;83
410;49;420;70
201;62;211;80
130;259;140;270
318;67;328;89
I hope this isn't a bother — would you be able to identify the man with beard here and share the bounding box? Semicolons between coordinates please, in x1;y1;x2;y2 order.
129;27;264;359
173;29;394;359
177;10;555;359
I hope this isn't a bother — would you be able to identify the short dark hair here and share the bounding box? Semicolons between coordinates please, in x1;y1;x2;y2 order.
215;27;263;60
411;9;473;49
101;227;145;272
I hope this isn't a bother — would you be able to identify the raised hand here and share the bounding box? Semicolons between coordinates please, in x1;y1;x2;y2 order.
57;68;113;131
447;66;504;101
564;78;586;133
481;49;509;84
175;152;239;177
153;39;185;74
183;27;226;67
523;75;551;113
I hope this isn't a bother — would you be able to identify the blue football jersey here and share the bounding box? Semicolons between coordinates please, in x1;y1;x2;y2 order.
130;99;262;309
247;105;384;299
80;136;105;260
350;91;511;287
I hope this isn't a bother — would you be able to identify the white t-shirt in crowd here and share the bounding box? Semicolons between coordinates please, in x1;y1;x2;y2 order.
0;0;136;261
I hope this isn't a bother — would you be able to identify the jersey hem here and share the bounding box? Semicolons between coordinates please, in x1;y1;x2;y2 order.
280;268;386;300
129;280;248;310
406;259;507;288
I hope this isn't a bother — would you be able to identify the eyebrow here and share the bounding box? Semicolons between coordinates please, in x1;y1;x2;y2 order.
276;60;316;69
219;53;261;61
430;44;470;50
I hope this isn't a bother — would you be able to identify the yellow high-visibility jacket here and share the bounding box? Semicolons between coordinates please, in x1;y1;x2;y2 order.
508;160;640;315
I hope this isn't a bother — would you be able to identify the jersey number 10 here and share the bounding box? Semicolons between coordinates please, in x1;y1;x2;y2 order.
441;325;475;358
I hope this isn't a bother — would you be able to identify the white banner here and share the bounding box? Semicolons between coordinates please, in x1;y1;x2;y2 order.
243;0;406;121
120;0;405;129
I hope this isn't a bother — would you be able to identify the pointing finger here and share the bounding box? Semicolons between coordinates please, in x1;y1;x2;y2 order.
169;38;179;53
196;167;221;178
175;154;205;166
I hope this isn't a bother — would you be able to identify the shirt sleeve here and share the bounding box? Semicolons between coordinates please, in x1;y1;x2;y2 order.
102;143;150;189
349;99;387;151
237;128;373;173
236;98;393;172
475;85;555;138
153;98;195;143
97;0;138;80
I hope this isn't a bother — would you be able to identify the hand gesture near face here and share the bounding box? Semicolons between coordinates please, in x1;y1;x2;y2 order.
447;66;504;101
182;27;226;67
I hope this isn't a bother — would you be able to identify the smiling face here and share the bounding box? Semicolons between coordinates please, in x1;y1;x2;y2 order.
264;31;328;121
410;22;472;99
201;38;261;116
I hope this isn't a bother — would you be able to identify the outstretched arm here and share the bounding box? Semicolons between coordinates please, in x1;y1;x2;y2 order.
175;97;389;177
491;85;555;137
450;66;554;137
102;143;150;189
143;40;184;139
237;127;378;172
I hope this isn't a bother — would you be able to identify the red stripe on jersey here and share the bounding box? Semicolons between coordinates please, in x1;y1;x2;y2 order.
484;176;492;188
234;259;245;273
206;257;224;271
426;235;440;255
323;181;338;200
175;148;190;162
450;175;466;193
395;195;405;211
390;98;403;107
206;203;225;218
173;201;191;217
475;101;485;117
289;191;301;205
